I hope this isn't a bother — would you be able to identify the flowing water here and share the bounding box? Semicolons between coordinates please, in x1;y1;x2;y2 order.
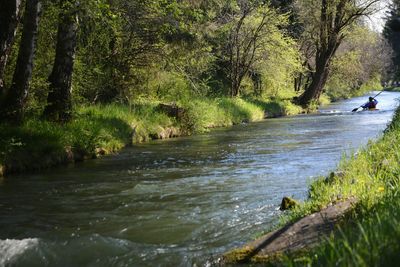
1;92;399;267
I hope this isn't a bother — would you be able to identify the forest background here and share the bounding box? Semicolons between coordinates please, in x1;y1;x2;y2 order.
1;0;400;175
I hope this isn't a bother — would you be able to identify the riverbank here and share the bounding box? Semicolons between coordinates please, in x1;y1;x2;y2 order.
0;97;303;177
224;102;400;265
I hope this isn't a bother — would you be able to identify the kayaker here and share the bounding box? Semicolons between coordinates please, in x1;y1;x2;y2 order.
362;97;378;110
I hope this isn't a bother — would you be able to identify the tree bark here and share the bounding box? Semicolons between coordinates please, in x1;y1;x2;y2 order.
43;3;78;122
298;59;329;106
0;0;23;96
298;30;343;107
0;0;41;123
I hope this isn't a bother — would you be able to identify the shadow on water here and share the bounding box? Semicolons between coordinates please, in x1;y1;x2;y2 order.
1;91;400;267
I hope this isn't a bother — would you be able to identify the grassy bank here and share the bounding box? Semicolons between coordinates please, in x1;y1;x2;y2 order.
274;107;400;265
0;97;302;176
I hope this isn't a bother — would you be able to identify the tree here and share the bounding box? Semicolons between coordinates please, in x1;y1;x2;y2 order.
224;2;284;97
0;0;23;96
95;0;217;102
384;0;400;80
271;0;303;38
386;0;400;31
43;1;78;122
325;26;391;100
296;0;380;107
0;0;42;123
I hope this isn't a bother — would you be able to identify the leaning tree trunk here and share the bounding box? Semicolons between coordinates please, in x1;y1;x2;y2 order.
0;0;23;96
297;0;345;107
297;57;330;106
297;36;342;107
0;0;41;124
43;4;78;122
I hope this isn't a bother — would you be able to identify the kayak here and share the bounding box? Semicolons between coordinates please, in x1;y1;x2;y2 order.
362;108;379;111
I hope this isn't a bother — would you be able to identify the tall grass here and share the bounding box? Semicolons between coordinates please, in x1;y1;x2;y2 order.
178;97;298;132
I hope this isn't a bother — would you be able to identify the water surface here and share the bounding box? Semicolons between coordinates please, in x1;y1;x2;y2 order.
1;92;399;266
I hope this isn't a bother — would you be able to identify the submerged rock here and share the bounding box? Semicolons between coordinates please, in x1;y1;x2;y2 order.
280;197;299;211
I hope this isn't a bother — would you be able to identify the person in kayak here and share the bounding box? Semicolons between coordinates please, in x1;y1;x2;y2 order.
362;97;378;110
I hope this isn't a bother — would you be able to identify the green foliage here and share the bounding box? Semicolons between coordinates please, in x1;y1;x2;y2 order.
148;71;192;102
179;98;231;131
325;51;364;100
73;0;119;104
248;97;303;117
217;98;265;123
257;32;302;98
178;97;276;133
384;0;400;80
211;2;302;97
0;121;63;169
1;0;392;120
0;106;135;172
325;26;386;101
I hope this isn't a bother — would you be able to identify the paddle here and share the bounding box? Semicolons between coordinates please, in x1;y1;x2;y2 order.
351;91;384;112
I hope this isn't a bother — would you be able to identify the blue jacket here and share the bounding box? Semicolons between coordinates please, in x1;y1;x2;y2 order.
362;99;378;109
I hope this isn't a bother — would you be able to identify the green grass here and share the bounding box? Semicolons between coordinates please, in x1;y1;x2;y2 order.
178;96;303;132
0;106;136;173
0;97;304;175
245;96;304;117
277;107;400;266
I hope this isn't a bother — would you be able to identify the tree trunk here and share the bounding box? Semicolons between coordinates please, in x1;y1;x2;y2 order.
0;0;23;96
295;0;376;107
43;4;78;122
297;57;329;106
298;36;341;107
0;0;41;123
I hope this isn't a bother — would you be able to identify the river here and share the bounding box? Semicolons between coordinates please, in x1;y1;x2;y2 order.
1;91;399;267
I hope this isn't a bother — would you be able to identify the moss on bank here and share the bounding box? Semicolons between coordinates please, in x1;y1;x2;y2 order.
0;97;302;176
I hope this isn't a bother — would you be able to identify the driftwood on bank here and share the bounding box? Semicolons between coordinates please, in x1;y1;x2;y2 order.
222;198;357;264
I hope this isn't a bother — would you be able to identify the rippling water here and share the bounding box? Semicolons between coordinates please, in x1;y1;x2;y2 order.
1;91;399;266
